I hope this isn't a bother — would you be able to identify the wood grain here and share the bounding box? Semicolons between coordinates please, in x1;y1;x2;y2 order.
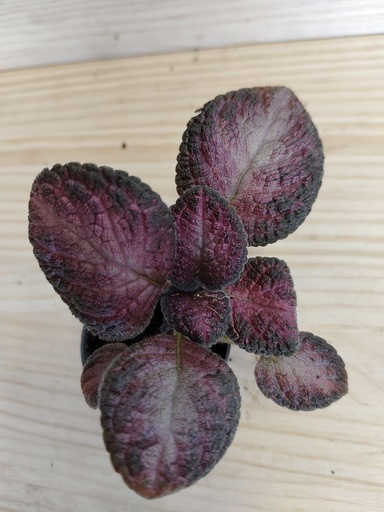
1;0;384;70
1;34;384;511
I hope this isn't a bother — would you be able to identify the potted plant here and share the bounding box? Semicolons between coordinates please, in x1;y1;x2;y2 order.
28;86;348;500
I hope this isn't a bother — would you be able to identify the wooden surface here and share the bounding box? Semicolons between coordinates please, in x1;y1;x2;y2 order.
1;0;384;70
1;34;384;511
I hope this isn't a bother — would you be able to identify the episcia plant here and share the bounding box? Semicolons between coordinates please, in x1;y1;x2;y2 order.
28;86;348;499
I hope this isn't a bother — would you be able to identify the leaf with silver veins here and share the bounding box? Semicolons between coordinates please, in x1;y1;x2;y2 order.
28;163;175;341
170;185;247;291
226;257;298;356
81;342;128;408
161;287;231;346
176;86;324;246
99;334;241;499
255;331;348;411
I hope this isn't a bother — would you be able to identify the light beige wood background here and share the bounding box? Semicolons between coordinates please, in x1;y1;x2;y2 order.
1;5;384;511
1;0;384;70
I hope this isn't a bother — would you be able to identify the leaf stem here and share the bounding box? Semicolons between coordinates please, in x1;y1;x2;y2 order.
174;330;182;371
218;335;235;345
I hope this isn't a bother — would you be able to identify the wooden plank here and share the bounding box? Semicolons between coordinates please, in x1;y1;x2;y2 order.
1;34;384;511
1;0;384;70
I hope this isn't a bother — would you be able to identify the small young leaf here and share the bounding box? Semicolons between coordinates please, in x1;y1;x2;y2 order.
255;331;348;411
170;185;247;291
176;87;324;246
99;334;241;499
226;257;298;356
28;163;175;340
161;287;231;346
81;342;128;408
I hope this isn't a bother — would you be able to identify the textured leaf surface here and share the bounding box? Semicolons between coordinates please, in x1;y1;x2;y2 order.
255;331;348;411
176;87;324;246
81;342;128;408
170;185;247;291
28;163;175;340
161;288;231;346
99;334;241;499
226;257;298;355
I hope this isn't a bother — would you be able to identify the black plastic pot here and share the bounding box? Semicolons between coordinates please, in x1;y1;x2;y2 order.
81;327;231;365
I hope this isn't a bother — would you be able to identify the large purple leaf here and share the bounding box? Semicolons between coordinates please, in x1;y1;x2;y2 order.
255;331;348;411
176;87;324;246
81;342;128;408
161;287;231;346
226;257;298;356
170;185;247;291
99;334;241;499
28;163;175;340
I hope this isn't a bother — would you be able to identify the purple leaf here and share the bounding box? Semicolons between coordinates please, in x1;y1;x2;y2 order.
161;287;231;346
81;342;128;408
255;331;348;411
176;87;324;246
226;257;298;355
28;163;175;340
99;334;241;499
170;185;247;291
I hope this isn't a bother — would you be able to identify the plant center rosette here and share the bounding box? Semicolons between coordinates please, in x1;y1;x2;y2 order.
28;86;348;499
